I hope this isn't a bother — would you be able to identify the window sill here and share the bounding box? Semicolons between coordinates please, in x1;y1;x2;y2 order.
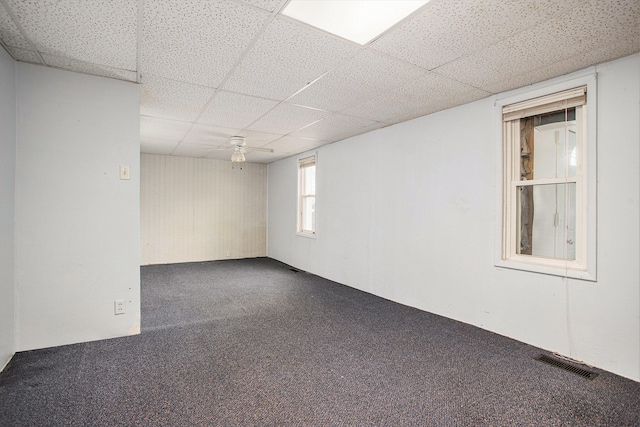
495;258;596;281
296;231;316;239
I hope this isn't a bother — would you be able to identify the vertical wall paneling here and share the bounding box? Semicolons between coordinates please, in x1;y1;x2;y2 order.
141;154;267;265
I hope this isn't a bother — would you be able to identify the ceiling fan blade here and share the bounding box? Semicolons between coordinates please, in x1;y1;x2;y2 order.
208;146;235;151
244;146;274;153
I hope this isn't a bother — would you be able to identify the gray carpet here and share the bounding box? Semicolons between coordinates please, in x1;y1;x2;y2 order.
1;258;639;426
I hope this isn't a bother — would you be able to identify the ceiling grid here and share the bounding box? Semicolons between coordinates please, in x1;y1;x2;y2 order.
0;0;637;163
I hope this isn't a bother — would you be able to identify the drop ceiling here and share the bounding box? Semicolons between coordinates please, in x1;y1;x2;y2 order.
0;0;638;163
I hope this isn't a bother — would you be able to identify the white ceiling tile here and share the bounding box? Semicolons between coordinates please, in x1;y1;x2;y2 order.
142;0;270;87
197;90;280;129
247;102;329;135
0;4;31;49
263;135;327;154
435;0;640;89
171;143;215;158
359;120;391;135
237;0;283;12
6;46;41;63
432;48;509;89
183;124;240;147
141;75;216;122
344;103;400;125
43;54;137;82
547;0;640;52
372;0;584;70
140;116;192;142
141;137;179;155
223;16;359;100
390;89;490;124
288;50;426;112
6;0;137;70
291;113;379;142
240;150;291;164
343;72;489;123
482;42;640;95
235;130;283;147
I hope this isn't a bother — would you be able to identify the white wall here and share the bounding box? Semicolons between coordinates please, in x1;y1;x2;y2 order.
268;54;640;381
0;48;16;369
14;63;141;351
141;154;267;265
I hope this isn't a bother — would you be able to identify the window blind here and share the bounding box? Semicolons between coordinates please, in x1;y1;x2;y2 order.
503;86;586;122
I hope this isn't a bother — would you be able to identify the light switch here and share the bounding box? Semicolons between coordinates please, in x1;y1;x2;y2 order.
119;165;130;180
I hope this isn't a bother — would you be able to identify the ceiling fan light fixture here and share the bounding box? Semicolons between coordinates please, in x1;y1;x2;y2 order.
231;149;245;163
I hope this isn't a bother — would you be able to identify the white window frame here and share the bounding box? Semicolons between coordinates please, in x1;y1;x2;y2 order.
495;73;597;281
297;154;316;238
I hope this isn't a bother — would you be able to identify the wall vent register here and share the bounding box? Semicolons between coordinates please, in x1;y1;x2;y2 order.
534;354;598;380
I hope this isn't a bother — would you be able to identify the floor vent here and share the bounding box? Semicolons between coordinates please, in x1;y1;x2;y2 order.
534;354;598;380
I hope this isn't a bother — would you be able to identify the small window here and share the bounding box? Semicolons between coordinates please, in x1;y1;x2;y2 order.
298;155;316;236
499;82;596;280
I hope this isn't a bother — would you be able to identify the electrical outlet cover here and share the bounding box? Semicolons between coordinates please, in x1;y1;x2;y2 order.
114;299;125;315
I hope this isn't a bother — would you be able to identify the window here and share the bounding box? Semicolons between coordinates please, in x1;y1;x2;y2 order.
497;76;596;281
298;155;316;236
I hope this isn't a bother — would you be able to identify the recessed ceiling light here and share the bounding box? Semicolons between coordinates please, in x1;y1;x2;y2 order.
281;0;430;45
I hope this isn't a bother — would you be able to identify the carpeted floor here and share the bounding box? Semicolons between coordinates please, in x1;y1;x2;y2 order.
1;258;639;426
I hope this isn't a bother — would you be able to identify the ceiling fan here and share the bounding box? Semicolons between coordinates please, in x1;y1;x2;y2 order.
226;136;273;163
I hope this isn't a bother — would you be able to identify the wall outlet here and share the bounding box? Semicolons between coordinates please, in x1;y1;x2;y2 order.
114;299;125;315
225;250;231;257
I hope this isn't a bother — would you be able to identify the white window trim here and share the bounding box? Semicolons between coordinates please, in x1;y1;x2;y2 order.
297;153;317;238
494;72;597;281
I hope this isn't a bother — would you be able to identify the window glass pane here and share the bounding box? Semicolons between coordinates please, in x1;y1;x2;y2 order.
298;156;316;234
302;164;316;195
519;108;577;181
301;196;315;231
517;183;576;260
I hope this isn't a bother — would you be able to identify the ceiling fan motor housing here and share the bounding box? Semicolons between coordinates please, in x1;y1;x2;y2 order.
229;136;246;147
